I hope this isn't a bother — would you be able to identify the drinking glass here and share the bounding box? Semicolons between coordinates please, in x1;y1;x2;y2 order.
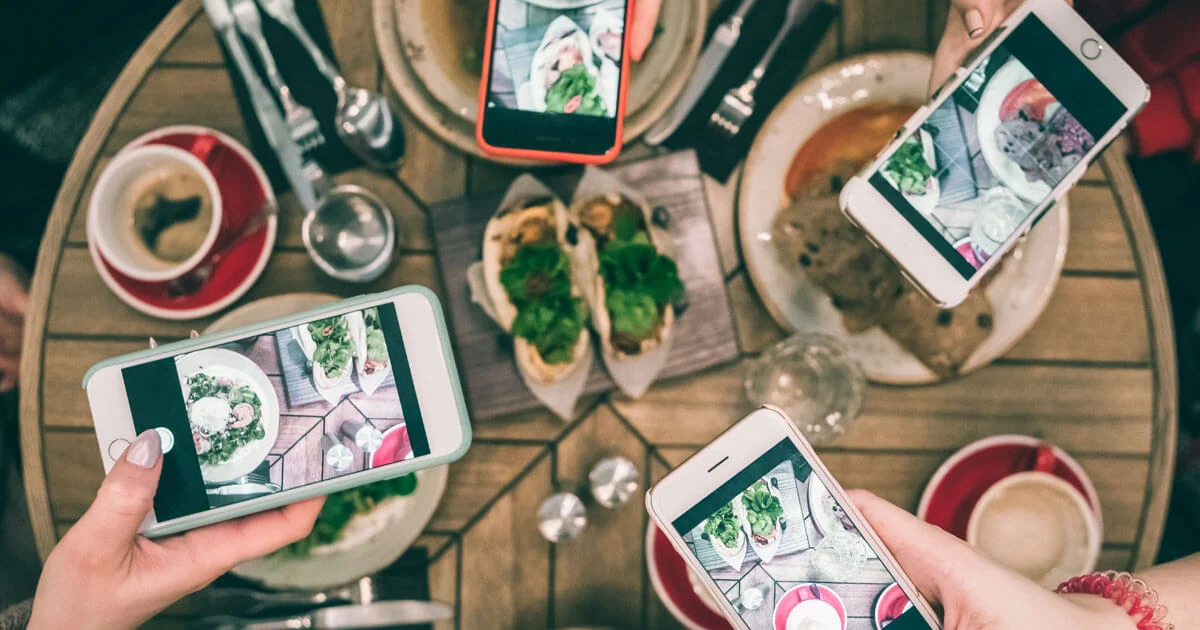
744;334;866;444
811;530;869;581
969;187;1028;263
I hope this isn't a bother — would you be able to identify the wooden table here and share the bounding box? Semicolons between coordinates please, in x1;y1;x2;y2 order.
19;0;1177;628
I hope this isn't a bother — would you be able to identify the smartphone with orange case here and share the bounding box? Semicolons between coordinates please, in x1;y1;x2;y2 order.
475;0;634;164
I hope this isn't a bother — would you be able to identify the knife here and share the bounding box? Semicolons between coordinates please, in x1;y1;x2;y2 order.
203;600;454;629
202;0;319;211
644;0;761;146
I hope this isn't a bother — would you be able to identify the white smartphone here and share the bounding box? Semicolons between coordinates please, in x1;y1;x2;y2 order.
646;407;941;630
840;0;1149;306
83;286;471;538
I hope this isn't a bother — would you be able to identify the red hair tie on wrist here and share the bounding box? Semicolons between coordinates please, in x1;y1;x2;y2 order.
1057;571;1174;630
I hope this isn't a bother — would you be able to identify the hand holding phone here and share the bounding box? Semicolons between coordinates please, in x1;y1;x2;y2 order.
840;0;1147;306
476;0;633;163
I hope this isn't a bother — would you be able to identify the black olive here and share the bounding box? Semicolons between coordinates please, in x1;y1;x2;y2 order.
805;241;820;253
798;253;812;267
830;296;844;309
565;223;579;245
829;174;844;191
936;311;953;327
977;313;994;329
893;285;905;298
651;206;671;229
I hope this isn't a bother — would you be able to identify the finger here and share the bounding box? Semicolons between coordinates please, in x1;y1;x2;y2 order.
846;490;982;605
161;496;325;578
71;430;163;558
0;352;19;392
929;0;1001;92
629;0;662;62
0;256;29;317
0;310;24;354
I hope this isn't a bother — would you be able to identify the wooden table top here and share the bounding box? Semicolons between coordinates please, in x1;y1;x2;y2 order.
19;0;1177;628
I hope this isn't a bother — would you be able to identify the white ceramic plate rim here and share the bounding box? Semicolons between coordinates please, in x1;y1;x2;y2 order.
737;52;1068;385
915;434;1103;536
87;125;277;321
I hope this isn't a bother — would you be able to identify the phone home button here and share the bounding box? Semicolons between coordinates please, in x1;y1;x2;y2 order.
1081;39;1103;60
107;438;131;461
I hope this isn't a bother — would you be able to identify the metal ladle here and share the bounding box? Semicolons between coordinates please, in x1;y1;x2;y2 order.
257;0;405;169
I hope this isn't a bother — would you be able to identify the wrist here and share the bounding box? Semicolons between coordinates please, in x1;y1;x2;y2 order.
1061;593;1140;630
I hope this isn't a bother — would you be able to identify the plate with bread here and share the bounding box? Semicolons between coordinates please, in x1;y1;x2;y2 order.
738;52;1068;384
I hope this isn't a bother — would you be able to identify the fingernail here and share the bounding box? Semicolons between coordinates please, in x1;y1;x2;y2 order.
965;9;985;38
126;430;162;468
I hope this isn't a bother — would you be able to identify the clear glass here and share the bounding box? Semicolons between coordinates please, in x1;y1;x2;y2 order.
811;530;870;581
743;334;866;444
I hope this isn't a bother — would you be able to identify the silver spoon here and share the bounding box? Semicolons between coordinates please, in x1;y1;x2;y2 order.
255;0;405;169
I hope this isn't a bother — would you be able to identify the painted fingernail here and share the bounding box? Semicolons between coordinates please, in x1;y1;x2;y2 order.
126;430;162;468
965;9;985;38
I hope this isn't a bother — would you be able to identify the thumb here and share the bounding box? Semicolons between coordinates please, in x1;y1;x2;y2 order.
846;490;983;607
75;430;163;552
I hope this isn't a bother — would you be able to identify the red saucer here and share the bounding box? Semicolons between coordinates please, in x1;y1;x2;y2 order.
88;125;276;320
646;524;732;630
873;583;912;629
917;435;1102;540
774;584;846;630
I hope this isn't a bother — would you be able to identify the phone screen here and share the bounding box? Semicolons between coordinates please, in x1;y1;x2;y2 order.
481;0;626;154
120;303;431;522
870;16;1126;279
672;439;932;630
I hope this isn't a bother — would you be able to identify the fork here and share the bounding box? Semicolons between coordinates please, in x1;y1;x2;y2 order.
709;0;818;138
230;0;325;153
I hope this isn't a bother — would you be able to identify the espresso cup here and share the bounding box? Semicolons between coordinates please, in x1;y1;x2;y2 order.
89;141;223;282
966;471;1100;589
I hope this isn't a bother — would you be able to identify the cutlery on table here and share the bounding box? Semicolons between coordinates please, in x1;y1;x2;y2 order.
255;0;406;168
644;0;760;146
165;203;277;298
201;575;394;617
203;0;321;211
201;599;454;629
709;0;821;138
230;0;325;153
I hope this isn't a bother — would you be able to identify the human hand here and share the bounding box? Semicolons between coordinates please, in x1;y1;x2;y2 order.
0;253;28;392
28;430;323;629
629;0;662;62
930;0;1074;94
847;490;1133;630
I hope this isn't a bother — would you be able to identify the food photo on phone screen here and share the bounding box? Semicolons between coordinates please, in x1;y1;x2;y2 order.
119;303;431;520
485;0;624;117
675;440;932;630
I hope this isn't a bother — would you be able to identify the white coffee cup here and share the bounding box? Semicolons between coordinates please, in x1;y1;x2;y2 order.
966;471;1100;589
88;143;223;282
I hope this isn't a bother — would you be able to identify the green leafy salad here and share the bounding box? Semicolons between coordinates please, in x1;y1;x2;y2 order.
546;64;606;116
279;474;418;556
500;242;586;365
593;204;683;353
362;308;390;375
704;501;741;550
883;135;934;196
309;316;353;379
186;371;265;467
741;480;784;542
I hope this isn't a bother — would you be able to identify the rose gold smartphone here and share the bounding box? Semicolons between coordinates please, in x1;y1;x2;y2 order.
839;0;1149;306
646;407;941;629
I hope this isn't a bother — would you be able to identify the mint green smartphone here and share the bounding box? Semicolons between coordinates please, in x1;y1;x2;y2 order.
82;286;471;538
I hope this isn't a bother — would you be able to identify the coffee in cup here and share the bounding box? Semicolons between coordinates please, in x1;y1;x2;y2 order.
966;471;1100;589
89;142;223;282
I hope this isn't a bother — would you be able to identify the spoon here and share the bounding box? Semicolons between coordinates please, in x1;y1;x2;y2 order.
255;0;405;169
166;203;277;298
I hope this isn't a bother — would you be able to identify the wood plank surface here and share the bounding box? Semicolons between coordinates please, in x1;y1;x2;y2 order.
615;362;1154;455
101;67;248;156
457;455;553;629
427;442;548;532
553;406;649;629
160;14;222;66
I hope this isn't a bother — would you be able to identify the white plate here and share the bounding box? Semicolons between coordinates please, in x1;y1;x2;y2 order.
806;475;876;559
206;294;450;591
380;0;705;158
976;60;1052;204
738;52;1068;385
176;348;280;484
